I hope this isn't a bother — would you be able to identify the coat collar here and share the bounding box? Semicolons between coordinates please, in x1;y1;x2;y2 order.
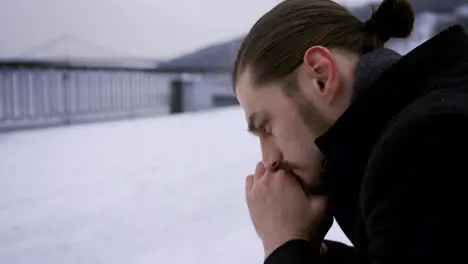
316;25;468;174
314;25;468;240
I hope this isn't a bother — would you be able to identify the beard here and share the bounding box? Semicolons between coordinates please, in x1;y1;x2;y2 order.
283;87;330;195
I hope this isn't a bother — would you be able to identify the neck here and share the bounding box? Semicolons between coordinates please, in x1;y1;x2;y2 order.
327;49;360;125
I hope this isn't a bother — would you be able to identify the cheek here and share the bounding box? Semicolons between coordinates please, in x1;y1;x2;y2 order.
274;117;314;156
276;115;311;142
274;119;296;142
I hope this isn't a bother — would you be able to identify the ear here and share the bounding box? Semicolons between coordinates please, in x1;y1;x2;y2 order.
303;46;340;104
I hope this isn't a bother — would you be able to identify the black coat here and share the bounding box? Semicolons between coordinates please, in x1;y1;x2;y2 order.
265;25;468;264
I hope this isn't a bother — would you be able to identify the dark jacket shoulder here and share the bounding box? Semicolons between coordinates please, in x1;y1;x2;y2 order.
361;84;468;213
357;37;468;263
357;88;468;264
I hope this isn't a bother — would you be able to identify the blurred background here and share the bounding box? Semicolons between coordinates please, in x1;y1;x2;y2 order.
0;0;466;263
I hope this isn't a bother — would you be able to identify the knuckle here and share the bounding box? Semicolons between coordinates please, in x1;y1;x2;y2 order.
255;161;264;170
256;161;264;168
260;173;272;184
255;162;266;176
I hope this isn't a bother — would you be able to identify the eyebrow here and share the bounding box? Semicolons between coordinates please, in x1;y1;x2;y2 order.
247;112;269;135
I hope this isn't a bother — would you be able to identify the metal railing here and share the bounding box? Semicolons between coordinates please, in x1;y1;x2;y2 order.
0;61;234;132
0;67;174;131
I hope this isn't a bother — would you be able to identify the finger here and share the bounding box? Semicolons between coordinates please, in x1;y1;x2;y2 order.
254;162;266;179
273;168;296;181
271;169;301;191
245;174;254;193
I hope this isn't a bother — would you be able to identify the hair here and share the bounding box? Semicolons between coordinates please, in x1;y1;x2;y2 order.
233;0;414;89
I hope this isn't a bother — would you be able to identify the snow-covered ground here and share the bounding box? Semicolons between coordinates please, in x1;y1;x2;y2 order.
0;106;350;264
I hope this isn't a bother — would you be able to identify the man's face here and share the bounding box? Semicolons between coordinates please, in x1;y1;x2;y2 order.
236;70;325;192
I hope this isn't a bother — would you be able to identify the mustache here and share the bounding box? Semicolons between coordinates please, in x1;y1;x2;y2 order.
272;161;327;196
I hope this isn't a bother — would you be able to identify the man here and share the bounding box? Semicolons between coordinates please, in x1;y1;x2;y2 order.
233;0;468;263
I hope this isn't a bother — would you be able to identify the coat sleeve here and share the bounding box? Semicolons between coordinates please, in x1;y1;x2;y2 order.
360;113;468;264
264;239;356;264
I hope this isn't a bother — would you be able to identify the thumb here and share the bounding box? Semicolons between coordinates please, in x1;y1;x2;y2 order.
245;174;254;193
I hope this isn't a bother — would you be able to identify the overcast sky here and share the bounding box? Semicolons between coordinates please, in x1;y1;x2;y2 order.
0;0;376;60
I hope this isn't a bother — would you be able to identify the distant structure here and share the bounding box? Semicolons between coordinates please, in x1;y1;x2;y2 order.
0;35;235;132
157;38;242;112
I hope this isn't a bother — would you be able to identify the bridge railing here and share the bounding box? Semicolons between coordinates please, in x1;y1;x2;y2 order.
0;61;234;132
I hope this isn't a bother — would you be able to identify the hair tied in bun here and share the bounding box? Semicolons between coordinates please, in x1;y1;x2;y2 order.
364;0;415;43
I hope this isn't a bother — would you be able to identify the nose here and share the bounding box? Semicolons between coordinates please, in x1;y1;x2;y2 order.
260;136;282;168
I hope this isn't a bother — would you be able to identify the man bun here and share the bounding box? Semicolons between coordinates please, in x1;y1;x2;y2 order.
364;0;415;43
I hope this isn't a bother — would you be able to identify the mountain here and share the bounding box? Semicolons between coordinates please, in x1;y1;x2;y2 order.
160;0;468;72
157;38;243;72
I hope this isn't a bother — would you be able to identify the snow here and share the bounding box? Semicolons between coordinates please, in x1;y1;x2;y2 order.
0;106;350;264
